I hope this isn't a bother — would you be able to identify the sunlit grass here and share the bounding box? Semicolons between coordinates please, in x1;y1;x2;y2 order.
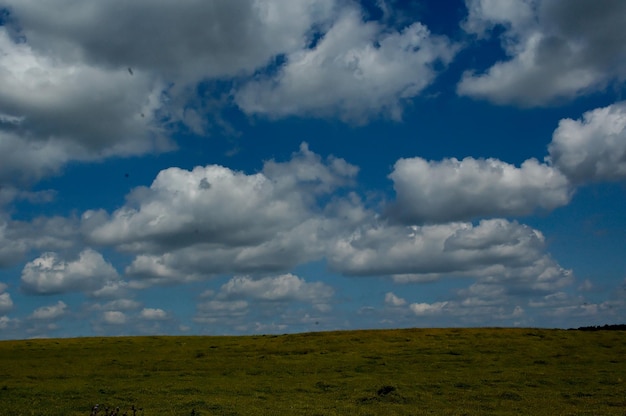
0;328;624;415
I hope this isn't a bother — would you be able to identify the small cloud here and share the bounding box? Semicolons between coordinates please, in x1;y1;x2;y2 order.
103;311;126;325
30;301;67;320
410;301;448;316
140;308;168;320
578;279;594;292
0;292;13;314
0;315;13;330
384;292;406;307
0;284;13;314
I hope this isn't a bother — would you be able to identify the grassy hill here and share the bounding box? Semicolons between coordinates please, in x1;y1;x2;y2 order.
0;328;624;415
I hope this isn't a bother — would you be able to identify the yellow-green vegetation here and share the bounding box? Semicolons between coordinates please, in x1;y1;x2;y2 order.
0;328;625;415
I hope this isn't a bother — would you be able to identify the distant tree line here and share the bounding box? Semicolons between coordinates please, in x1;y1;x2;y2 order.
570;324;626;331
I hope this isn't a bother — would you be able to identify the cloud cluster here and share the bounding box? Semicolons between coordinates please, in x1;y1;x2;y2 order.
2;0;336;81
0;216;78;267
0;0;337;197
81;143;359;286
1;1;624;336
329;218;572;291
236;7;458;122
459;0;626;105
0;0;453;196
221;274;334;305
195;273;334;329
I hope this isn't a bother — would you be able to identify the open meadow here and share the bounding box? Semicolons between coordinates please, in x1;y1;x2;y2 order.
0;328;624;415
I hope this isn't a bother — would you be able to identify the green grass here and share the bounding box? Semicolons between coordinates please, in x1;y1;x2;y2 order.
0;328;625;415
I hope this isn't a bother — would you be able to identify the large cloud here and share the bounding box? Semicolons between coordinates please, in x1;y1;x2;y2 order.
21;249;120;295
0;0;454;196
548;101;626;183
82;144;359;285
328;218;572;291
388;156;571;224
0;0;338;194
1;0;335;81
236;7;457;122
458;0;626;105
0;28;170;186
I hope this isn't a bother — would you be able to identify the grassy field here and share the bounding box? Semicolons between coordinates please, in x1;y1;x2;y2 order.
0;328;625;415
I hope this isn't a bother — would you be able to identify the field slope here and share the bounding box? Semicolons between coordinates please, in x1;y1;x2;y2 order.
0;328;625;415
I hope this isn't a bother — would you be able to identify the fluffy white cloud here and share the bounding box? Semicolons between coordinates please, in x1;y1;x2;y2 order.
122;215;335;287
21;249;120;294
82;144;358;285
103;311;126;325
548;101;626;183
384;292;406;307
0;315;12;330
388;156;571;223
410;301;448;316
0;283;13;313
30;300;67;320
90;281;130;299
140;308;168;321
458;0;626;105
0;28;170;186
236;7;457;122
220;274;334;304
329;218;573;291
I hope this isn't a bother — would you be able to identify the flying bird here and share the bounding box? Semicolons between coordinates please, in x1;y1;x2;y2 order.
128;67;133;75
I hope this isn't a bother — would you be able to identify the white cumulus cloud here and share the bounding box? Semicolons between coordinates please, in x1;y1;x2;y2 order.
548;101;626;184
385;292;406;307
103;311;127;325
410;301;448;316
220;274;334;304
140;308;168;321
236;7;457;122
388;156;571;223
21;249;120;295
30;300;67;320
82;144;359;286
329;218;573;291
458;0;626;105
0;28;170;187
0;283;13;313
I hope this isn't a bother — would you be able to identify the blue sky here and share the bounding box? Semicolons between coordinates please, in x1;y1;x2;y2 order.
1;0;625;339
